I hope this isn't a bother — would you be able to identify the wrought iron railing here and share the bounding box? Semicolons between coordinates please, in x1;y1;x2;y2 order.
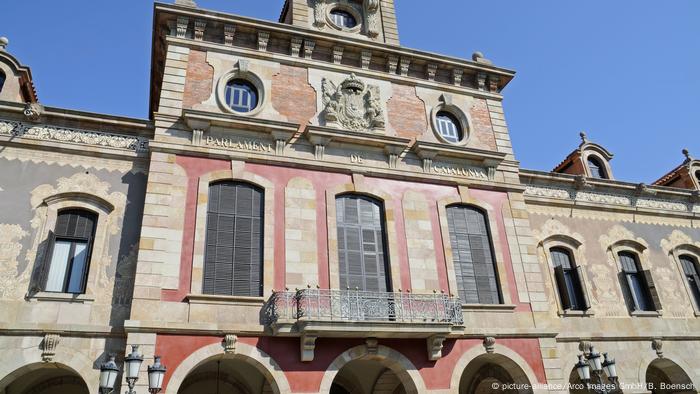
266;289;463;326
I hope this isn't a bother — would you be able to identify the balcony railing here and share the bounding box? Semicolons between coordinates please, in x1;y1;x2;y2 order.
266;289;463;326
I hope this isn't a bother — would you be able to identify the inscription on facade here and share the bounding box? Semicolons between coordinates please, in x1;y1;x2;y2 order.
433;163;490;180
205;136;273;153
350;154;364;164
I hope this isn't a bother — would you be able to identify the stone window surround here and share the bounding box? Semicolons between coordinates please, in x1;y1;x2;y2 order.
325;3;363;34
537;235;595;317
429;95;473;147
668;245;700;317
606;239;662;317
28;195;115;303
436;189;515;309
325;181;404;292
189;167;276;299
581;150;613;180
215;61;268;117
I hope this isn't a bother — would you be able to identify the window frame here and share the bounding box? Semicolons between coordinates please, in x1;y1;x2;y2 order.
0;70;5;93
435;111;463;144
586;155;608;179
216;62;268;117
668;245;700;316
329;9;357;29
613;249;662;314
549;247;590;312
430;95;472;146
679;254;700;311
224;79;259;113
324;5;363;33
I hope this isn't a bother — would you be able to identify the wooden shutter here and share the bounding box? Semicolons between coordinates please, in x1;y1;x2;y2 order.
554;266;572;310
446;205;500;304
29;231;56;293
336;195;389;292
642;270;662;311
576;266;591;311
203;182;264;296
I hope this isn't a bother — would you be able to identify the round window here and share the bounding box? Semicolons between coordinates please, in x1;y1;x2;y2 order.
224;79;259;113
329;9;357;29
435;111;463;144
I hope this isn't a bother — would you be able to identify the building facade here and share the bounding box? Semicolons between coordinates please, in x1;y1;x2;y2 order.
0;1;698;393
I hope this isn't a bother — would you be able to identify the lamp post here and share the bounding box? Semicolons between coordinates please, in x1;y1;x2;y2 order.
124;345;144;394
99;354;120;394
575;346;619;393
147;356;167;394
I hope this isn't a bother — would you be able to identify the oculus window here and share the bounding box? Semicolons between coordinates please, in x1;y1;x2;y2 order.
550;248;590;311
618;252;661;312
587;156;608;179
446;205;501;304
202;181;264;297
330;9;357;29
225;79;259;113
680;255;700;309
41;210;97;294
436;111;463;144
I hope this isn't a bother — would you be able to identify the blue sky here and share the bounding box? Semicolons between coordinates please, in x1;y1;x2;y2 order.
2;1;698;183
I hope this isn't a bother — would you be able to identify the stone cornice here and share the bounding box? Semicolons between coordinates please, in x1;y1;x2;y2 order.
413;141;507;167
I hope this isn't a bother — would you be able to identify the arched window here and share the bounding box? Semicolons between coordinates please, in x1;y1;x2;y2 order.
586;156;608;179
618;252;660;312
695;170;700;183
446;205;501;304
680;255;700;309
202;181;264;296
336;195;391;292
550;248;589;311
0;70;5;93
41;209;97;294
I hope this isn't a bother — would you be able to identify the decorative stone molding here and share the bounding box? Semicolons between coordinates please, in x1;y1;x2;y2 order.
0;224;28;299
223;334;238;354
290;36;302;57
224;24;236;46
574;175;593;190
636;183;657;196
488;74;500;92
321;73;385;132
332;46;344;64
301;333;317;362
651;339;664;358
576;191;631;206
426;64;438;81
24;102;43;122
387;55;398;74
483;337;496;353
361;50;372;69
41;333;60;362
452;69;463;86
194;19;206;41
524;186;571;200
257;31;270;51
578;340;592;355
476;72;487;91
175;0;197;6
0;120;149;153
427;335;446;361
364;0;381;37
636;198;688;212
661;230;700;256
303;38;316;59
312;0;327;28
366;338;379;355
176;16;189;38
399;57;411;77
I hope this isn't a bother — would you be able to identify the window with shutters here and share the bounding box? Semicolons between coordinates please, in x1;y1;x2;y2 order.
587;156;608;179
41;209;97;294
550;248;590;311
335;195;391;292
446;205;501;304
618;251;660;312
680;255;700;310
202;181;264;297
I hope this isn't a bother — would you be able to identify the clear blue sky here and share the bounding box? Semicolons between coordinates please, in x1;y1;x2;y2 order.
2;1;698;183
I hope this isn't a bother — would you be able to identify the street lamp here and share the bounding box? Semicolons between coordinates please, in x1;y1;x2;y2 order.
99;354;120;394
575;346;619;393
125;345;144;394
147;356;167;394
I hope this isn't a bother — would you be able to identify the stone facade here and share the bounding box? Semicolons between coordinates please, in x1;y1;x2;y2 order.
0;1;698;394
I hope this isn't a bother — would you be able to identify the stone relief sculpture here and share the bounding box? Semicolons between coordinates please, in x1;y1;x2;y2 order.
321;73;385;132
0;224;28;299
313;0;327;28
364;0;380;37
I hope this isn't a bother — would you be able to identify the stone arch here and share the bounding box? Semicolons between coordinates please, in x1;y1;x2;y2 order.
191;167;276;295
636;351;698;393
449;344;544;394
164;341;290;394
318;345;426;394
0;347;97;392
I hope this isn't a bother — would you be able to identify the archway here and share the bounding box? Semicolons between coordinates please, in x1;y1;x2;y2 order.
567;367;618;394
330;359;406;394
459;354;533;394
177;357;274;394
0;363;89;394
646;358;695;394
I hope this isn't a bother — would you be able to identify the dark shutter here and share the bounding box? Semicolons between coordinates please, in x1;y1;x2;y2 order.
446;205;501;304
642;270;662;311
554;266;572;310
203;182;264;296
29;231;56;293
336;195;389;292
575;266;591;311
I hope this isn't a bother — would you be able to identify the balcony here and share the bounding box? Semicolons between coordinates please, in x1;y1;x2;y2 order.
265;289;464;361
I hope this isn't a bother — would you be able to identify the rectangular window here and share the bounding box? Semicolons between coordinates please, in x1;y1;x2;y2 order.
551;248;589;311
618;252;659;312
680;255;700;309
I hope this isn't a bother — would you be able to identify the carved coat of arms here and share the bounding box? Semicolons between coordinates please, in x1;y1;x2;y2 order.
321;74;385;132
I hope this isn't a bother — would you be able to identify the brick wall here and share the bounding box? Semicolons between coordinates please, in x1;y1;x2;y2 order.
271;64;317;124
387;83;427;140
182;49;214;109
